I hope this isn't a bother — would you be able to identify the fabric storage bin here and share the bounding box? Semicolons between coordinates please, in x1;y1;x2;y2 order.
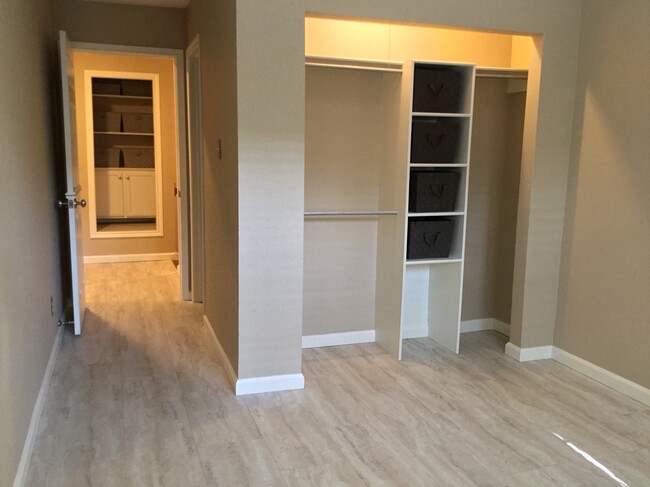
122;113;153;134
92;79;121;95
94;147;121;168
122;147;154;168
412;66;463;113
407;218;455;260
121;80;152;97
93;112;121;132
409;171;461;213
411;119;461;163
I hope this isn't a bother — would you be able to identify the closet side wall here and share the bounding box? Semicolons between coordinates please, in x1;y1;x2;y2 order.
73;51;179;257
54;0;187;49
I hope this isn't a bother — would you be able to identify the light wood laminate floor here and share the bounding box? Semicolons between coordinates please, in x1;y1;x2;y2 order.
27;262;650;486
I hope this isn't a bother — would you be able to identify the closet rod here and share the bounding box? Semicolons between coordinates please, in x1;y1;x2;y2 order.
305;62;403;74
305;211;398;217
476;73;528;80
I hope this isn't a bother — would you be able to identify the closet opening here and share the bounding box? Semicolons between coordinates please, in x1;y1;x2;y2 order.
302;15;537;361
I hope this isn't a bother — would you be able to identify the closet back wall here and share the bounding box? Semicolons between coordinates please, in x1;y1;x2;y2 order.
463;78;526;326
304;68;385;336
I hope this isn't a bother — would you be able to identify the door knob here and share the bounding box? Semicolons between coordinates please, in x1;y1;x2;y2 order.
58;199;86;209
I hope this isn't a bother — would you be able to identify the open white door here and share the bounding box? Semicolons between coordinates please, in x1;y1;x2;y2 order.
59;31;86;335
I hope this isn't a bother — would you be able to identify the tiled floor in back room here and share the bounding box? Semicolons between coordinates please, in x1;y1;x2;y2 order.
26;261;650;486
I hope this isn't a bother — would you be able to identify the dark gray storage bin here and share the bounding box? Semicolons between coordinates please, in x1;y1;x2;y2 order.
412;66;463;113
122;113;153;134
93;112;122;132
122;147;154;168
121;80;152;97
92;78;121;95
411;119;461;163
409;171;461;213
407;218;455;260
94;147;121;168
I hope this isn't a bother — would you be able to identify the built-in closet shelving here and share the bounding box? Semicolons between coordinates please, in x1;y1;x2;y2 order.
400;61;476;353
91;78;156;221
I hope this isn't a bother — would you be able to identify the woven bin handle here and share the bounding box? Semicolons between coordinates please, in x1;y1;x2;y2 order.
428;82;445;96
427;134;445;148
429;183;446;198
423;231;440;247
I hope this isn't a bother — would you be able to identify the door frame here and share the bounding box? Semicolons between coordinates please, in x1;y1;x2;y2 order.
186;35;205;304
72;41;191;301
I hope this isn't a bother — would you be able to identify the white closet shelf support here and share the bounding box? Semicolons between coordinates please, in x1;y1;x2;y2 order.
304;211;398;217
305;55;403;74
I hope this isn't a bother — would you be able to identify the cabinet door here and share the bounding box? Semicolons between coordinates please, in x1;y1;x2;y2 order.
95;169;125;218
124;170;156;217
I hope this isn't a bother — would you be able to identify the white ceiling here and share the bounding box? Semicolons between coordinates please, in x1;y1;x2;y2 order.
84;0;190;8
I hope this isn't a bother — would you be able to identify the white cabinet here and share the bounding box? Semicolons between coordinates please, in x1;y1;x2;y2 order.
95;168;155;219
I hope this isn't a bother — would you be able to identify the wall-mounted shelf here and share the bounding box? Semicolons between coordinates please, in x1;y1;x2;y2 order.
412;112;471;118
405;258;463;266
475;67;528;79
93;94;153;101
94;131;154;136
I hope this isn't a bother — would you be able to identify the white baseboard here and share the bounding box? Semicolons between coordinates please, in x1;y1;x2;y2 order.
13;326;63;487
552;348;650;407
83;252;178;264
202;315;237;392
203;315;304;396
505;342;554;362
235;373;305;396
302;329;375;348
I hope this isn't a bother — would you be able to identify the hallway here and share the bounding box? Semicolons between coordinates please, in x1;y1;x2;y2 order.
25;262;650;486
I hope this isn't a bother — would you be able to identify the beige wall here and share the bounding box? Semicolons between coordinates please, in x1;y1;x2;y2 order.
463;78;525;324
73;51;178;257
54;0;186;49
236;1;306;379
555;0;650;388
187;0;240;374
0;0;60;484
233;0;580;378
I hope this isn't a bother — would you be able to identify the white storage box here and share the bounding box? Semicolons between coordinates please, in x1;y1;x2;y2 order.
122;112;153;134
122;148;154;168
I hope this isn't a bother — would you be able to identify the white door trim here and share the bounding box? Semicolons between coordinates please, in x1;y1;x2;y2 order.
186;35;205;304
71;41;191;301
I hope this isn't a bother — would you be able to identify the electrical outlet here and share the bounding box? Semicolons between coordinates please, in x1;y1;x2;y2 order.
50;296;54;317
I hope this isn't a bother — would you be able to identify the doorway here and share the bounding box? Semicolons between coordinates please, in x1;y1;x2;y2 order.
69;42;191;301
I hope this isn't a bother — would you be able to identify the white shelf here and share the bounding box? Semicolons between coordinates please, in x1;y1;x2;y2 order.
408;212;464;217
412;112;471;118
92;94;153;101
94;131;154;136
409;163;468;168
405;258;463;266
